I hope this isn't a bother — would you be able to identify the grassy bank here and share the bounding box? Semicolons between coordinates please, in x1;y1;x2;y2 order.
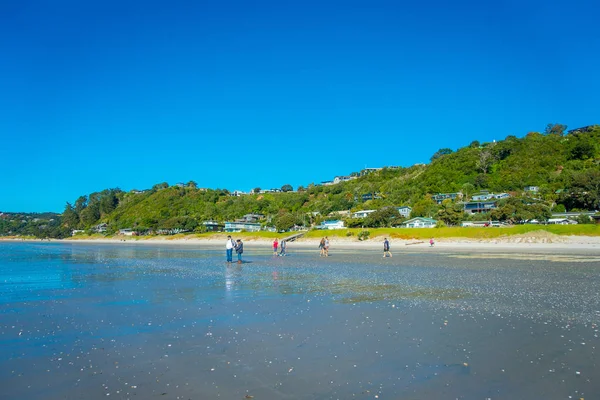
302;225;600;240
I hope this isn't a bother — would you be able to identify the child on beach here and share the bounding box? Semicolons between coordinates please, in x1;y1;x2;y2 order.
273;238;279;255
429;238;435;247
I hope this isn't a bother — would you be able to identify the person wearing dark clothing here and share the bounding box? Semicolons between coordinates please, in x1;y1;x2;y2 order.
279;240;286;256
235;239;244;263
383;238;392;258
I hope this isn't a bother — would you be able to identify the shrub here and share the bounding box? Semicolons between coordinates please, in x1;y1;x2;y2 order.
357;230;371;241
575;214;593;224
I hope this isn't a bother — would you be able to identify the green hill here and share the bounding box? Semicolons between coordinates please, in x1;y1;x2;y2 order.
9;124;600;237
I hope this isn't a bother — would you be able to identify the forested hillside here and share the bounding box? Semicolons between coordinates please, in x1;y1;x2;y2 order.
3;124;599;237
0;212;67;238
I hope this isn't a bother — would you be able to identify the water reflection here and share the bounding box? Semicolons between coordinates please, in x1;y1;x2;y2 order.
225;264;242;300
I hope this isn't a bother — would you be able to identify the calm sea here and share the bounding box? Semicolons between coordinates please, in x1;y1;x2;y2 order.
1;241;599;399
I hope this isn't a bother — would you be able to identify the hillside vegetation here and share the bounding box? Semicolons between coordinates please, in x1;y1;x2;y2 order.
4;124;600;238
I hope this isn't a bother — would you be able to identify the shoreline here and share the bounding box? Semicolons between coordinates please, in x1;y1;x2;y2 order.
3;234;600;254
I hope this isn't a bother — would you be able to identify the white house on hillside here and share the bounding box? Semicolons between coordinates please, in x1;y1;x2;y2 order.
396;206;412;218
546;218;578;225
352;210;376;219
319;220;345;230
333;176;356;184
400;217;437;228
471;192;511;201
224;221;261;232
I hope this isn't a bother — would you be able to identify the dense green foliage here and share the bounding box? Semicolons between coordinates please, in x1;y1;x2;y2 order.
2;124;599;238
0;212;68;238
56;124;600;232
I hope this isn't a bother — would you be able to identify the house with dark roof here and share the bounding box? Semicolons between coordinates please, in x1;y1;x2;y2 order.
432;192;462;204
463;201;497;213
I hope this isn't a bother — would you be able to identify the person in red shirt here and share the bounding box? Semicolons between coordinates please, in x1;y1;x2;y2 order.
273;238;279;255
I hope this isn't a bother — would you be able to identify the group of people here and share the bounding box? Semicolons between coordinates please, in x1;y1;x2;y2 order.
225;235;436;263
318;237;330;256
225;235;244;263
272;238;287;256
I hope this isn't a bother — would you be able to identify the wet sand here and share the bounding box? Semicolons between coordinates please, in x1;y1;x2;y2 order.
1;242;599;399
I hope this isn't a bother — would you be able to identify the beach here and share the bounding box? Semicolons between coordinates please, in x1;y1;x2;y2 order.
50;231;600;254
1;240;599;399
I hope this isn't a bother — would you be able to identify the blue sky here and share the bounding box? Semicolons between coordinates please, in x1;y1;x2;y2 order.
1;0;599;212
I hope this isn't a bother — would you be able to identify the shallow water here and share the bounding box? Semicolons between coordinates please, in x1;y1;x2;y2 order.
1;242;599;399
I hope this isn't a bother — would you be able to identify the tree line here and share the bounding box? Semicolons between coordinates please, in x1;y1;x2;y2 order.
2;124;598;237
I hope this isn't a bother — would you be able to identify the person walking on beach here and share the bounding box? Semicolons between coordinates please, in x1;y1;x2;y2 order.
429;238;435;247
383;237;392;258
324;237;330;257
273;238;279;255
319;238;326;257
235;239;244;263
226;235;236;263
279;239;287;256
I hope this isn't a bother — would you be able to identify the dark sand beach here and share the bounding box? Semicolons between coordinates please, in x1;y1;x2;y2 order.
1;241;599;399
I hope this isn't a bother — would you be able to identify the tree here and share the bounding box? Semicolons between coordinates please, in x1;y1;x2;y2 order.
575;214;593;224
99;190;119;216
411;198;438;218
281;184;293;192
490;198;551;224
363;207;400;228
474;174;489;189
62;202;79;228
187;180;198;188
461;183;475;202
274;212;298;232
74;196;87;215
253;187;261;194
477;148;495;174
80;203;100;227
152;182;169;191
569;136;596;160
469;140;480;148
437;199;465;226
297;186;306;192
562;169;600;210
430;148;453;162
544;123;567;136
344;217;364;228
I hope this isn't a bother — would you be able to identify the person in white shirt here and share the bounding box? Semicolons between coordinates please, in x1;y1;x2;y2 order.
225;235;236;263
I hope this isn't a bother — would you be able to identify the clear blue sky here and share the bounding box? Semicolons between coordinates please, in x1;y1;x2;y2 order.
1;0;599;212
